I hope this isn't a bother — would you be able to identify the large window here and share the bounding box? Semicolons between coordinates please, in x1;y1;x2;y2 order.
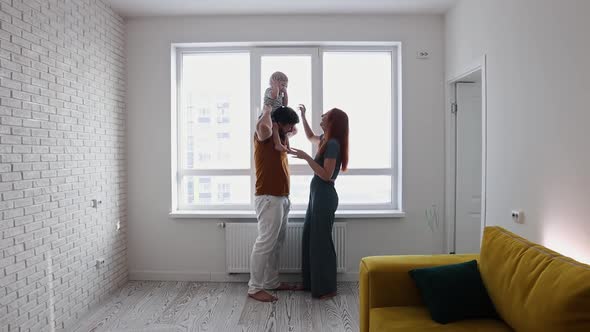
173;44;401;216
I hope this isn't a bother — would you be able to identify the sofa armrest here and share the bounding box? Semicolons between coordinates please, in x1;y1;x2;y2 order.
359;254;479;332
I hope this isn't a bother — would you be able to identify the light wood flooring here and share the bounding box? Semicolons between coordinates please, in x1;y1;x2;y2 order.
71;281;360;332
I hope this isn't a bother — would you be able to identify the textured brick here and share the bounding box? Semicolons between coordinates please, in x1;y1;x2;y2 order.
0;0;126;330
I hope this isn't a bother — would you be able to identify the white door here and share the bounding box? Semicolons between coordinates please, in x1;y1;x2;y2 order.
455;82;482;253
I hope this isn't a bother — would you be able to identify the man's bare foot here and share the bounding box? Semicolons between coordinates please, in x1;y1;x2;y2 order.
248;290;277;302
270;282;295;291
318;292;337;300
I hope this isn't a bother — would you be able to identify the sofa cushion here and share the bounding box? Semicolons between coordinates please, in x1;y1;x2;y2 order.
409;260;498;324
369;306;512;332
479;226;590;332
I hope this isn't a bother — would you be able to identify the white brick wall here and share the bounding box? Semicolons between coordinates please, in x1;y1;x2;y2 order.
0;0;127;330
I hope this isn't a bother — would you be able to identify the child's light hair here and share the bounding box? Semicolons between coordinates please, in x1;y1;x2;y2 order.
269;71;288;85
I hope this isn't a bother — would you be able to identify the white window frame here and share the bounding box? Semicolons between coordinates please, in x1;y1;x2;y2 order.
170;42;403;219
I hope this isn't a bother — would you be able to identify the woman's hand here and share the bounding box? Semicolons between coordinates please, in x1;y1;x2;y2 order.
298;104;306;118
298;104;320;145
287;147;311;161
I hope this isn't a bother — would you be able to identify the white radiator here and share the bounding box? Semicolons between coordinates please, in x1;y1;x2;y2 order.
225;222;346;273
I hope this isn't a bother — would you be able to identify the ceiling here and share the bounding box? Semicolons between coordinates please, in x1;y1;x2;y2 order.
105;0;458;18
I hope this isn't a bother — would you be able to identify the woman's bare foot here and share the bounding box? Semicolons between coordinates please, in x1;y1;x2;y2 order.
318;292;337;300
248;290;278;302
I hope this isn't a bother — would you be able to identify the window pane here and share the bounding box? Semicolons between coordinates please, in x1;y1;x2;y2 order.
261;55;312;164
290;175;391;206
183;176;250;205
323;52;392;168
289;175;313;206
337;175;391;205
182;53;250;169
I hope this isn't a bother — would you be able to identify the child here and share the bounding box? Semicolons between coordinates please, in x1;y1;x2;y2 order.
264;71;289;152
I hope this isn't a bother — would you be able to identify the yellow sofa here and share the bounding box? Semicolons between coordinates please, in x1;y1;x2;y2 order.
360;226;590;332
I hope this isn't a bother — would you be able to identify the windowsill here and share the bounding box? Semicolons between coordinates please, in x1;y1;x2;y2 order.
169;210;405;219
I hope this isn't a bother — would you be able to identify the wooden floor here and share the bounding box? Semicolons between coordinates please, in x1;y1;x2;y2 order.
72;281;360;332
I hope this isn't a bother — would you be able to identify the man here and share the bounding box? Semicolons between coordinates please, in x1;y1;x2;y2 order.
248;105;299;302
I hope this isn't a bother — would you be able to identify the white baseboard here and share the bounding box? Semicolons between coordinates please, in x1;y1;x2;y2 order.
129;270;212;281
338;272;360;282
129;270;359;282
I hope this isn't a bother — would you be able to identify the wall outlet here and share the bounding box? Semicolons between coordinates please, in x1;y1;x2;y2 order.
91;199;102;208
96;258;105;268
511;210;524;224
416;50;430;59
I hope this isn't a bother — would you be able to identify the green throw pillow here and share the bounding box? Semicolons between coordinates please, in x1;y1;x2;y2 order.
408;260;498;324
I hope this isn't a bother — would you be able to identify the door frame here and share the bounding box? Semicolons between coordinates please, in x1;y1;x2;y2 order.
444;55;488;254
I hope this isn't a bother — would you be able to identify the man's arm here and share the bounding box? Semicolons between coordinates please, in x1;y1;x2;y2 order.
256;104;273;141
282;89;288;107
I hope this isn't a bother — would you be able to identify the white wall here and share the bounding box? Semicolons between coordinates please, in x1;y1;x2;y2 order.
126;15;446;280
446;0;590;263
0;0;127;330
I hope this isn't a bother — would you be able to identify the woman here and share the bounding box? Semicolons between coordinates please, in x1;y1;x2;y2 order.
289;104;349;299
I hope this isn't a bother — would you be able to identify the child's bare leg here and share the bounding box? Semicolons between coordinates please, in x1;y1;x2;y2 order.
272;122;287;152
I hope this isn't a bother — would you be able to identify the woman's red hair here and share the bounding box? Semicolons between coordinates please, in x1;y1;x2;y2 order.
318;108;349;171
